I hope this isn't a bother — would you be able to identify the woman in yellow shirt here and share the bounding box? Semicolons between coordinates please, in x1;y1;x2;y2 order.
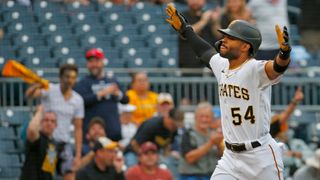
126;72;158;125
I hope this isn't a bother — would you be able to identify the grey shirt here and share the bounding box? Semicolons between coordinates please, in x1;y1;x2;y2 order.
248;0;289;50
179;127;219;175
41;83;84;143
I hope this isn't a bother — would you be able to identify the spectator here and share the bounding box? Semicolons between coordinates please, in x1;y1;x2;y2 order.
26;64;84;180
179;102;224;180
82;117;107;155
293;149;320;180
270;87;304;138
126;72;158;125
74;48;129;141
179;0;221;68
126;142;173;180
76;137;125;180
220;0;252;29
118;104;138;149
125;108;184;167
299;0;320;58
276;130;313;177
248;0;289;60
21;105;58;180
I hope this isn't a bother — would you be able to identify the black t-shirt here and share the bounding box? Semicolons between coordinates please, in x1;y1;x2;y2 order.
179;10;219;68
128;116;176;152
21;132;57;180
76;161;125;180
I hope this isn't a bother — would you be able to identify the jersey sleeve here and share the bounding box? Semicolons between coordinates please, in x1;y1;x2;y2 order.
255;60;282;89
209;54;229;83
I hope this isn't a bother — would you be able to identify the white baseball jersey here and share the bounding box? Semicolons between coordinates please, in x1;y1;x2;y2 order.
209;54;281;143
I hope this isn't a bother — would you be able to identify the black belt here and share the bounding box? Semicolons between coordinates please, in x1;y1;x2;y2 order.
225;141;261;152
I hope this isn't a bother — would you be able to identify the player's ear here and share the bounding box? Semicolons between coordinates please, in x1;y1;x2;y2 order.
241;42;251;53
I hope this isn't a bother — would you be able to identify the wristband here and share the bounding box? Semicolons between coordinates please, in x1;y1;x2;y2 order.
273;59;290;74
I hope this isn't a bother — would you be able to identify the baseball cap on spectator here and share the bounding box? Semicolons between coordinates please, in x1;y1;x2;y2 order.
140;141;158;154
158;93;173;104
85;48;105;60
93;137;118;152
118;104;136;114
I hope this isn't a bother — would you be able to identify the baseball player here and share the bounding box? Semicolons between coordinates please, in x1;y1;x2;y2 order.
165;3;291;180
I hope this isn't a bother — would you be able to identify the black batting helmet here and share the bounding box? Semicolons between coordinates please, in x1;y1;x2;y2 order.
218;20;262;56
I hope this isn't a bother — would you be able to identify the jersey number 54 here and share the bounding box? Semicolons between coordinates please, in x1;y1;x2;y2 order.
231;106;255;125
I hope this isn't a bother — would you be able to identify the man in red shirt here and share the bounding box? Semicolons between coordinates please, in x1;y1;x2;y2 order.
126;141;173;180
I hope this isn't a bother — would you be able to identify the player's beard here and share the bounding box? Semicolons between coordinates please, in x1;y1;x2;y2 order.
220;47;240;60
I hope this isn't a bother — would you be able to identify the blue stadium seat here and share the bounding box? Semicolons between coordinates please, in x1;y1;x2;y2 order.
33;0;64;14
127;57;159;68
113;35;146;48
160;57;178;68
12;34;46;47
139;24;174;35
0;141;15;153
101;48;120;60
0;109;30;126
134;12;165;25
97;2;127;12
0;37;12;46
121;48;152;59
52;46;84;60
5;22;39;36
70;12;102;26
131;2;162;14
24;57;57;68
73;24;107;36
102;12;134;25
147;35;178;48
58;57;87;68
0;127;16;140
46;35;79;48
154;47;178;60
40;23;73;36
108;24;138;35
0;46;17;60
37;13;70;26
80;35;113;49
2;11;35;23
66;1;96;12
0;167;21;179
17;46;50;59
1;1;30;12
105;58;126;68
0;153;21;167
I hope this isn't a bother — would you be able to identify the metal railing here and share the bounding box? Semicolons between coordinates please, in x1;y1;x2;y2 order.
1;76;320;108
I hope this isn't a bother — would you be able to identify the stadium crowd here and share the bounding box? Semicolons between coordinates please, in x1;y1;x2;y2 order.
0;0;318;179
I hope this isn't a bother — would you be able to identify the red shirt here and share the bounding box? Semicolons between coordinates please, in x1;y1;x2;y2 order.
126;165;173;180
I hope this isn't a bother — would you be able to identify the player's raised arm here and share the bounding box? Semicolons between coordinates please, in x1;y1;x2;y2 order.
165;3;217;67
265;25;291;80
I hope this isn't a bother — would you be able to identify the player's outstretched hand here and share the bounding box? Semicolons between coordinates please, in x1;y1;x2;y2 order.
275;25;291;59
165;3;190;37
